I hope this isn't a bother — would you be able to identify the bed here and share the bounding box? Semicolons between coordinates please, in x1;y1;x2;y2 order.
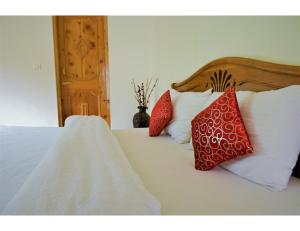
1;57;300;215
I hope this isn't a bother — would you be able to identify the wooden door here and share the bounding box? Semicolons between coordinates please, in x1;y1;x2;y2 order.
53;16;110;126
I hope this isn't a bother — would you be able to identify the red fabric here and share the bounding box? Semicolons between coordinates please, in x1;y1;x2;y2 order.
191;88;253;170
149;90;172;137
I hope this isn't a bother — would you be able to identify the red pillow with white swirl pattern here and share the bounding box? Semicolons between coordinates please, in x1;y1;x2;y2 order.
191;87;253;171
149;90;172;136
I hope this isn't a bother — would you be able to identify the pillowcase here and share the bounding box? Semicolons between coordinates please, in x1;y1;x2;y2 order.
149;90;173;137
191;88;253;170
187;90;253;149
214;85;300;191
165;89;211;143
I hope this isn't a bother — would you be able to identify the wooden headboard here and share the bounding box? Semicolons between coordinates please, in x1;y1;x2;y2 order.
172;57;300;93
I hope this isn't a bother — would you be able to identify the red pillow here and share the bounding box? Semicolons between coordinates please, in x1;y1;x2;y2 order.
149;90;172;136
191;88;253;171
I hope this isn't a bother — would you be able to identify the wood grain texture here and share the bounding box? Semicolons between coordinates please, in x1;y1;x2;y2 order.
52;17;63;127
53;16;110;126
172;57;300;92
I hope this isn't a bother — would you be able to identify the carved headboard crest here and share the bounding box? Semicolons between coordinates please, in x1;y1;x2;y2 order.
209;69;235;93
172;57;300;93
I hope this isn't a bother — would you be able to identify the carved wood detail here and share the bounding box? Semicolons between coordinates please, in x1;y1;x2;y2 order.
53;16;110;126
172;57;300;93
81;103;89;115
209;70;235;92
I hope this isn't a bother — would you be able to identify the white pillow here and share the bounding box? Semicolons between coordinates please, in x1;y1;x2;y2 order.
223;85;300;191
197;86;300;191
165;89;212;143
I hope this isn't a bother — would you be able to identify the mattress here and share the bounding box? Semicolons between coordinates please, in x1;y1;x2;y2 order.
114;128;300;215
1;126;300;214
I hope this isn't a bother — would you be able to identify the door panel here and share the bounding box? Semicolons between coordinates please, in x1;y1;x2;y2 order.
54;16;110;126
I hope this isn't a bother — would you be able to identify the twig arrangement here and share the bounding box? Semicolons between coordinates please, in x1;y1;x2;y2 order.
131;78;158;107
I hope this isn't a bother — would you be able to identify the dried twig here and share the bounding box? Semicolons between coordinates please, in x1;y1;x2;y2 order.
144;78;151;102
131;79;142;105
146;78;158;105
131;78;158;107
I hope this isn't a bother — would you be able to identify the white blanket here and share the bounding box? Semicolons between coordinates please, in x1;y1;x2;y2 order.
2;116;160;215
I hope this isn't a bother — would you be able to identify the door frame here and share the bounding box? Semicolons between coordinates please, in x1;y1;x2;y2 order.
52;16;110;127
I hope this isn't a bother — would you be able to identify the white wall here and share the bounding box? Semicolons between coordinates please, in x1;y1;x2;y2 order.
108;16;300;129
0;19;4;86
0;16;58;126
108;17;156;129
152;16;300;87
1;16;299;128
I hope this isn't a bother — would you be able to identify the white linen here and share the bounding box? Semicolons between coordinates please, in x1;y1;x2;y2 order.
1;116;160;215
0;126;62;212
115;128;300;215
2;121;300;215
165;89;211;143
199;86;300;191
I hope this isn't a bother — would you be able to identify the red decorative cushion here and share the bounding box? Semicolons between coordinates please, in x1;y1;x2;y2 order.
149;90;172;136
191;88;253;171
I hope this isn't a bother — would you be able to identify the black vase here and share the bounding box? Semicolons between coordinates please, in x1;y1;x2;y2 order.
133;106;150;128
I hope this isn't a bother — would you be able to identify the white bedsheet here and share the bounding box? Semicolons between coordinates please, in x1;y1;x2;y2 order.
2;124;300;215
114;128;300;215
0;125;62;212
0;117;160;215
